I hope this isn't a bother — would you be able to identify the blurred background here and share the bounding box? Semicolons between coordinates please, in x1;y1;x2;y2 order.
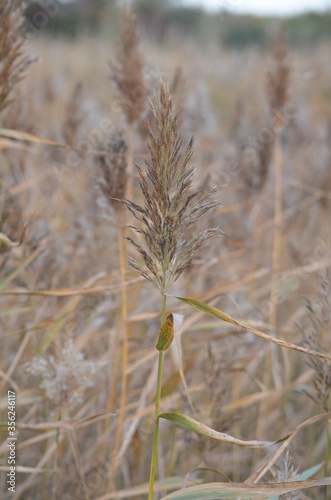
24;0;331;46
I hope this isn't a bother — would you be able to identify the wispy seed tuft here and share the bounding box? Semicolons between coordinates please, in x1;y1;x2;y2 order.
110;8;146;125
0;0;34;116
98;129;128;215
124;81;223;294
266;31;291;129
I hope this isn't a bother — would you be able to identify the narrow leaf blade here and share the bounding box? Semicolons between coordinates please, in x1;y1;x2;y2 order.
0;128;71;149
159;412;274;448
160;478;331;499
175;296;331;361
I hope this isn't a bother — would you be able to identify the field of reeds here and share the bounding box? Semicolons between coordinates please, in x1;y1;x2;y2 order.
1;2;331;499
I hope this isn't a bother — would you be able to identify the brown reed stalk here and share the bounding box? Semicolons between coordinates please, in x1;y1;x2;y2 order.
110;7;146;199
108;9;146;483
267;34;291;331
107;218;129;488
0;0;34;117
106;17;146;474
255;33;291;446
97;130;129;488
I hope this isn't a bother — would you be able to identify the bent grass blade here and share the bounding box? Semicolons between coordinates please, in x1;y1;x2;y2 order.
174;296;331;361
159;411;279;448
160;477;331;499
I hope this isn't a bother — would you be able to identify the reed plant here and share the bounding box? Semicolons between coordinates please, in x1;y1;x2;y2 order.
253;33;292;439
97;129;129;487
266;32;291;332
123;81;222;497
105;8;146;487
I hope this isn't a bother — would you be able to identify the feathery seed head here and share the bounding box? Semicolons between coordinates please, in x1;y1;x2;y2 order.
25;341;107;410
0;0;34;116
124;81;223;294
98;129;128;215
266;32;291;130
110;8;146;124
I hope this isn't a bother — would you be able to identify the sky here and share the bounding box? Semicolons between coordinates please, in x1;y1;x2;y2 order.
180;0;331;16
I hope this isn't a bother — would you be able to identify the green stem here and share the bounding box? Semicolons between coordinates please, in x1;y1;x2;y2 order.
148;294;166;500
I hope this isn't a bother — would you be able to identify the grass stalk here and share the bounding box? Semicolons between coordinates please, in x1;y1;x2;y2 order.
108;218;129;489
325;419;330;500
127;123;134;200
148;294;167;500
255;127;283;444
52;410;61;500
269;127;282;330
99;299;122;457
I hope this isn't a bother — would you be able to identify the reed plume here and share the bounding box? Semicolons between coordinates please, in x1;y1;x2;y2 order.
110;8;146;125
0;0;33;116
110;7;146;199
124;81;223;295
98;129;128;217
266;32;291;130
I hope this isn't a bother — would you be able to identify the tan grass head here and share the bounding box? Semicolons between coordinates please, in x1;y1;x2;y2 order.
110;7;146;125
124;81;223;294
98;129;128;216
0;0;34;116
266;30;291;130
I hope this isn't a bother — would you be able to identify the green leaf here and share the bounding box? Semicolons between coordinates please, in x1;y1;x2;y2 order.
159;412;275;448
156;313;174;351
175;296;331;361
160;478;331;499
297;462;323;480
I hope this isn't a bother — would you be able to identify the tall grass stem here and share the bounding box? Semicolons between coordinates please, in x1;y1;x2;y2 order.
108;220;129;489
148;294;167;499
269;128;283;330
127;123;134;200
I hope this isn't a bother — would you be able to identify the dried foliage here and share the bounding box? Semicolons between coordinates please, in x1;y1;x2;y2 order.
1;10;331;499
299;273;331;412
124;82;222;293
110;8;146;124
0;0;33;116
25;341;107;411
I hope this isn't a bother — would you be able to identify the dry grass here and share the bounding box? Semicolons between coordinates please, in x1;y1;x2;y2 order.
1;4;331;500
